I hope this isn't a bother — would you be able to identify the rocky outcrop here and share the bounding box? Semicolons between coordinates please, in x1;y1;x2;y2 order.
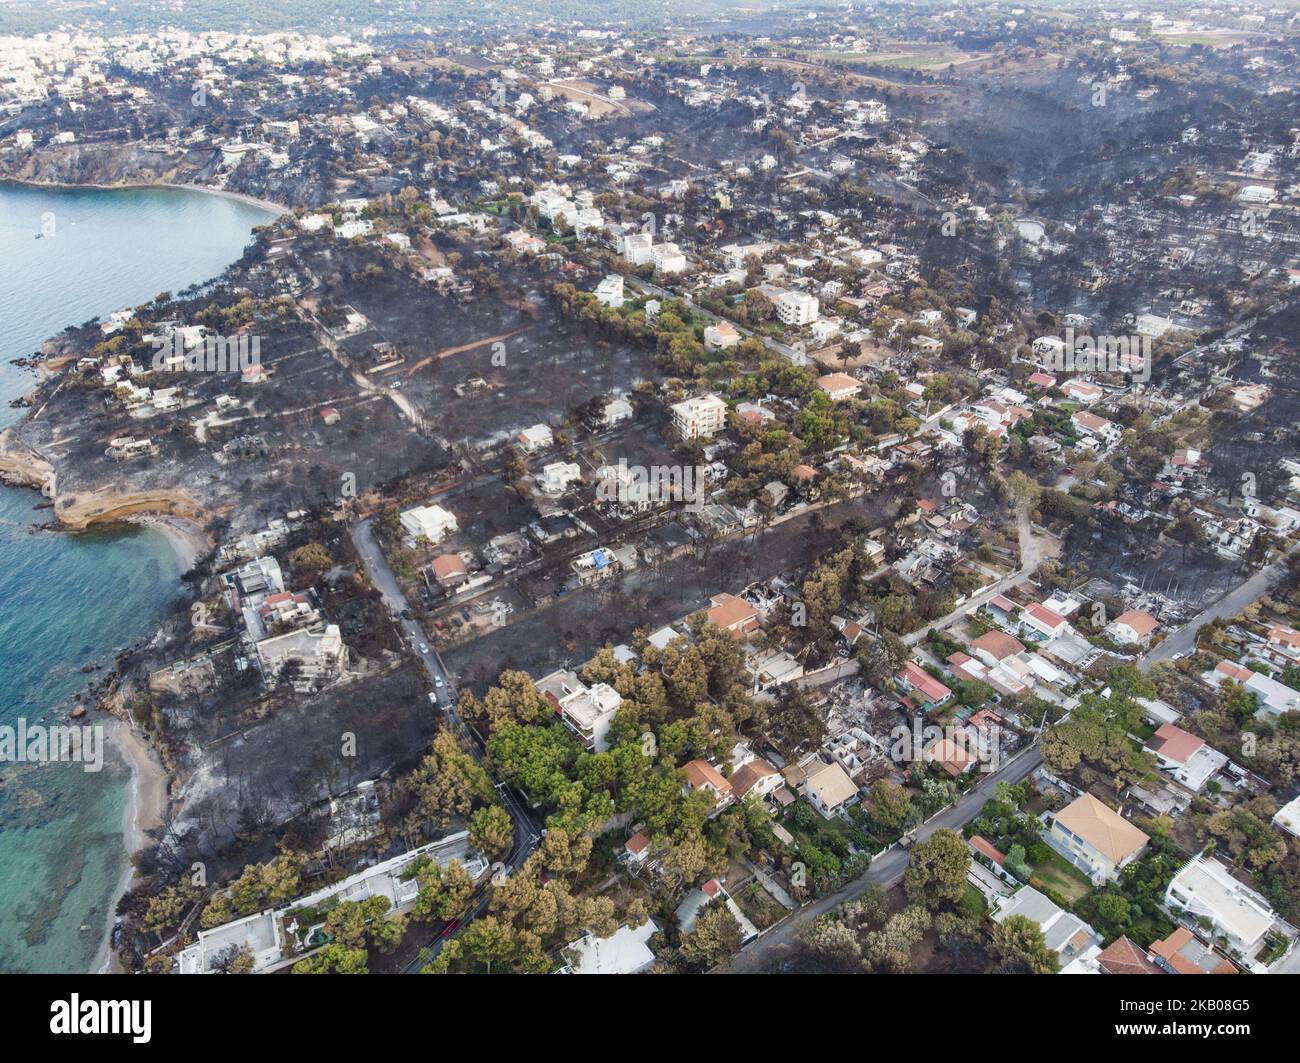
53;488;207;531
0;427;53;490
7;141;199;188
1;428;207;530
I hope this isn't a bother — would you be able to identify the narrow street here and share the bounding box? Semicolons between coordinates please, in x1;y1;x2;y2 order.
348;517;545;971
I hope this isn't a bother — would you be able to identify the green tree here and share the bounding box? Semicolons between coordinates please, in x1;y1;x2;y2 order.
411;859;475;923
469;804;514;859
869;778;913;832
903;829;970;908
990;914;1059;974
292;943;369;974
680;903;743;968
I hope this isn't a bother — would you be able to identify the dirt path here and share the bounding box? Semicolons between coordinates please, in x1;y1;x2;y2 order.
403;326;532;376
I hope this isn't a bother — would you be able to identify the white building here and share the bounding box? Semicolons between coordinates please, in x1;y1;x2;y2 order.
619;231;654;265
703;321;741;350
1165;854;1277;962
535;668;622;752
602;397;634;426
1144;723;1228;793
1205;661;1300;718
1239;185;1275;204
801;760;859;818
651;242;687;275
594;274;625;308
561;919;657;974
336;219;373;240
777;290;819;326
256;625;348;691
670;393;728;441
517;423;554;453
1273;794;1300;840
540;461;581;496
399;503;459;545
175;832;485;974
992;886;1102;967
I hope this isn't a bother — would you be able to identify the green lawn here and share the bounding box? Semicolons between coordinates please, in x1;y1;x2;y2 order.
1031;851;1093;904
961;883;988;918
871;52;963;70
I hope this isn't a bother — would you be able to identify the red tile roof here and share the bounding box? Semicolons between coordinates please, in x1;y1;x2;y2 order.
972;629;1025;661
1146;723;1204;765
969;835;1005;865
1097;935;1161;975
900;661;951;704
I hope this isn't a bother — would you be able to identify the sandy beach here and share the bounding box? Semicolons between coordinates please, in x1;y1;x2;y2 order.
0;176;289;217
98;718;170;972
133;513;213;572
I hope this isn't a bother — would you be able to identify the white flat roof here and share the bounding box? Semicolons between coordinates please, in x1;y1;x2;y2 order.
1168;856;1274;948
565;920;657;974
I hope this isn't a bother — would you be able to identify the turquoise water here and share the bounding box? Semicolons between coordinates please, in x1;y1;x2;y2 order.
0;182;278;972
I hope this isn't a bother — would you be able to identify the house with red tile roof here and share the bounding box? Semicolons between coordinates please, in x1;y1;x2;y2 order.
971;629;1025;665
1096;935;1162;975
1019;602;1069;640
815;372;862;401
622;833;651;864
896;661;953;707
1144;723;1227;793
925;735;976;777
731;758;782;801
1106;609;1159;647
682;759;734;811
969;835;1005;866
702;592;760;638
430;553;469;587
1148;927;1238;975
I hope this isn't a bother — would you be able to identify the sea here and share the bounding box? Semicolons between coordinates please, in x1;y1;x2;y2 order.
0;181;278;971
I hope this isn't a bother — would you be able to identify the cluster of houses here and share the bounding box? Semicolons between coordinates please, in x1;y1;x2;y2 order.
221;555;349;692
975;784;1292;974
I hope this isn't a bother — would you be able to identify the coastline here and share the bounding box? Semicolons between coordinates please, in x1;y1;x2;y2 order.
93;512;208;972
97;717;170;974
0;175;289;217
128;513;213;572
0;179;268;974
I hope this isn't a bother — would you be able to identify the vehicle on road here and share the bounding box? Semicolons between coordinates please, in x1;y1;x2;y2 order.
418;643;429;654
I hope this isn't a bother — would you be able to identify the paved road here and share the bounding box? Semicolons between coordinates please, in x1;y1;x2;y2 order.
722;543;1296;973
349;518;545;971
902;509;1056;647
721;743;1044;973
351;517;454;694
1141;547;1296;671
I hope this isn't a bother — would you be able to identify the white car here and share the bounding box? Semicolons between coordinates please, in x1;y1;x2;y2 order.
418;643;429;654
434;676;445;688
